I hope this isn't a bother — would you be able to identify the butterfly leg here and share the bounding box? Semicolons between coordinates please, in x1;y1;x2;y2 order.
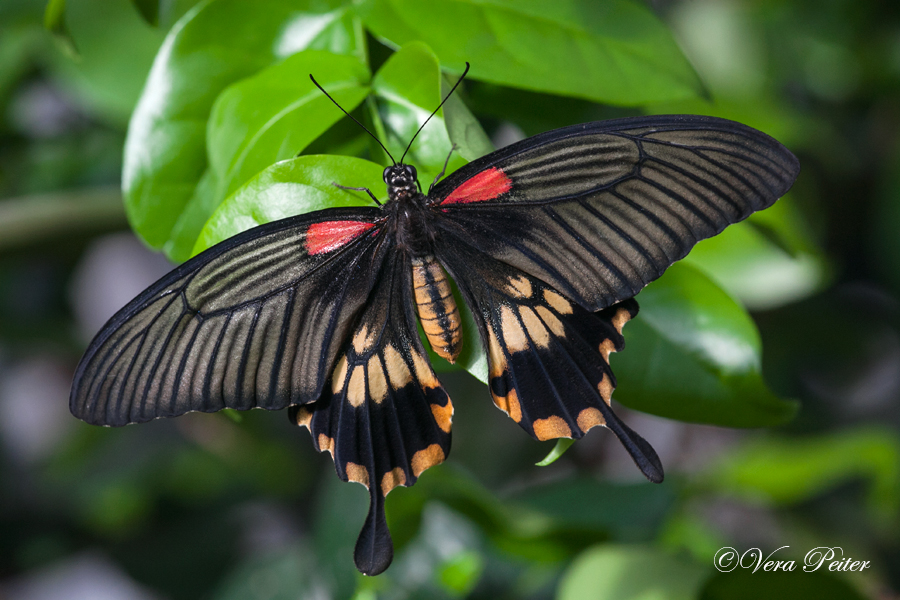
333;182;382;206
428;144;459;193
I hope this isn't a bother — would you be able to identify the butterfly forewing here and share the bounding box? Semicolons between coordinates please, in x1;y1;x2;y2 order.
70;208;385;426
431;115;801;311
290;252;452;576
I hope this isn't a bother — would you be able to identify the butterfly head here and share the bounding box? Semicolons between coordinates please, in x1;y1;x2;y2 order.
384;164;419;203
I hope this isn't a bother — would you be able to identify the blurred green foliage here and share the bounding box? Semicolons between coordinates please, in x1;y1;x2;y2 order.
1;0;899;598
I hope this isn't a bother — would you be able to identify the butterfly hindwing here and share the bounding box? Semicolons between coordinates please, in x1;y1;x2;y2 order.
290;251;453;576
431;115;800;311
437;234;662;482
70;208;385;426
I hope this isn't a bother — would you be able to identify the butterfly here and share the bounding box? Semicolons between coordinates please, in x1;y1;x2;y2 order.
69;66;800;575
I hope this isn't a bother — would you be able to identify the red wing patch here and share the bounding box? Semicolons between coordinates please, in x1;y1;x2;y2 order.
306;221;375;255
441;167;512;205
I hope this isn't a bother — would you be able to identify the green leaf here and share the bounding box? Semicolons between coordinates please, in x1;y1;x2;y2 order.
123;0;365;258
514;478;675;542
47;0;171;121
698;428;900;525
356;0;703;106
613;263;798;427
371;42;476;186
658;512;728;564
131;0;159;26
700;569;869;600
165;169;220;260
386;465;672;566
684;197;829;310
436;549;484;596
453;286;489;383
44;0;78;57
441;75;495;161
206;50;370;222
385;464;555;559
43;0;66;30
194;155;384;253
558;545;709;600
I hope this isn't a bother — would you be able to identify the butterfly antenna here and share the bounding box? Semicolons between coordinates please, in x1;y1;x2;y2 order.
309;74;397;165
399;62;470;164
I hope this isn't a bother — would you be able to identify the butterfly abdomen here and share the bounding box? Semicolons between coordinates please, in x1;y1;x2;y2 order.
411;255;462;363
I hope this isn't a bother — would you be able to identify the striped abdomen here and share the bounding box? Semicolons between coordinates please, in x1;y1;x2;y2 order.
411;255;462;363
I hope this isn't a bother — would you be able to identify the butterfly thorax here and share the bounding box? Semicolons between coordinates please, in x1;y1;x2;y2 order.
383;163;462;363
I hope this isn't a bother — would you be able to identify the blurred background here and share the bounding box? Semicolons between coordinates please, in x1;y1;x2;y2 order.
1;0;899;598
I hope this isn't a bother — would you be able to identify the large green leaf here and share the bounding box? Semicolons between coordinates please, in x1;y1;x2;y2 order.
370;41;490;188
697;428;900;524
613;263;798;427
169;51;370;262
440;73;495;161
208;51;370;219
684;198;829;310
356;0;703;106
194;155;384;253
558;545;709;600
123;0;364;257
513;479;675;542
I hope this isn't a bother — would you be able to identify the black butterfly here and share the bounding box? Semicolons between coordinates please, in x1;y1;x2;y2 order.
70;71;799;575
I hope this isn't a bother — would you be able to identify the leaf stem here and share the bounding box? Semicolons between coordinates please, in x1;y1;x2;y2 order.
0;186;126;250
